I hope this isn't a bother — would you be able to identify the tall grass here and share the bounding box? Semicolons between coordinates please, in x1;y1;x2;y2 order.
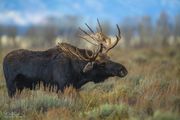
0;46;179;120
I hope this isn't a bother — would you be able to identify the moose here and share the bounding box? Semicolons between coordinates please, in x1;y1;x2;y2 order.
3;20;128;97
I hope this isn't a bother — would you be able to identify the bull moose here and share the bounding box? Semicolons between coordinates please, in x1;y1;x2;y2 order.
3;20;128;97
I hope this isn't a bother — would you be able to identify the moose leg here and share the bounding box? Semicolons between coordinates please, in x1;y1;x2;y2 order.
56;81;66;92
6;80;16;97
53;77;68;93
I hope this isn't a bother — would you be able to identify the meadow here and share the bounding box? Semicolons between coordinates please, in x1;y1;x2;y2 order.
0;45;180;120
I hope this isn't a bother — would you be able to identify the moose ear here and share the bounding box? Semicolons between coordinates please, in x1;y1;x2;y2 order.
83;62;95;73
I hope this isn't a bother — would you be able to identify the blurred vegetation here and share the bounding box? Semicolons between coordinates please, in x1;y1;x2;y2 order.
0;11;180;50
0;11;180;120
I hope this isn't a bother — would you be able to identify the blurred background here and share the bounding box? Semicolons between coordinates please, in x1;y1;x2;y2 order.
0;0;180;50
0;1;180;119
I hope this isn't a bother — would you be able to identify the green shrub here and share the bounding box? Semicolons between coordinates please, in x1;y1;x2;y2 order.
171;96;180;112
151;111;180;120
81;80;114;92
84;104;130;120
10;91;76;114
0;112;6;120
0;112;21;120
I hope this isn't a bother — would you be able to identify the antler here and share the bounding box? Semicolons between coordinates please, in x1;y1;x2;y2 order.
59;20;121;62
58;43;102;62
79;19;121;55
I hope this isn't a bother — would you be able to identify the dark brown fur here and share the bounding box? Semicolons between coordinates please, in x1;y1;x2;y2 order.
3;43;127;97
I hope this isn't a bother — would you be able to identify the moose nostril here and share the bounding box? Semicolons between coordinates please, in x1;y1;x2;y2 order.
120;70;127;76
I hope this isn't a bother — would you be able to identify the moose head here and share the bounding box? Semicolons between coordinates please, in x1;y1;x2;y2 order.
59;19;128;81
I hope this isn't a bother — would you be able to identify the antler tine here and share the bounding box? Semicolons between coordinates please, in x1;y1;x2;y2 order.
79;27;90;36
116;24;121;38
74;48;90;61
93;44;102;58
104;36;120;53
78;35;98;46
97;19;103;33
85;44;101;60
68;48;81;59
104;25;121;53
59;43;90;61
58;44;75;57
79;27;98;41
85;50;93;59
85;23;95;34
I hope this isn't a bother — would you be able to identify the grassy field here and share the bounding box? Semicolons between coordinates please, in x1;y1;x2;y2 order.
0;46;180;120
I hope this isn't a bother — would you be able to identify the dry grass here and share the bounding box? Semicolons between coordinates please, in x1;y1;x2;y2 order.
0;46;180;120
